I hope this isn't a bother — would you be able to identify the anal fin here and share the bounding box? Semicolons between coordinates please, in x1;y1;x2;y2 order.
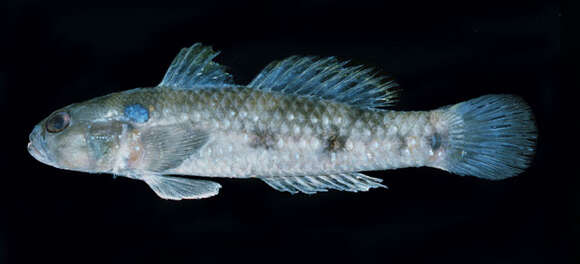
143;174;221;200
261;173;386;194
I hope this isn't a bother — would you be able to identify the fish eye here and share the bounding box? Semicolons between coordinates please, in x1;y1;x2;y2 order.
46;112;70;133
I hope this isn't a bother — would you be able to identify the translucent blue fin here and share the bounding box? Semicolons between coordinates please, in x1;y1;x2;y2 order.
441;95;537;179
143;174;221;200
158;43;233;89
248;56;399;109
260;173;386;194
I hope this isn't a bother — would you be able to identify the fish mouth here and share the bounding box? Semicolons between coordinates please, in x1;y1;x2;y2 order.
27;126;52;165
27;140;50;164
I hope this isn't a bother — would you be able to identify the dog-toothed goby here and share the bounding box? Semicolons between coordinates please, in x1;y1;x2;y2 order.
27;43;537;200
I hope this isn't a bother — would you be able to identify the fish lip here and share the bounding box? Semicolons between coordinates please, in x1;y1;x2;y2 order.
27;140;47;163
27;126;52;165
27;141;37;156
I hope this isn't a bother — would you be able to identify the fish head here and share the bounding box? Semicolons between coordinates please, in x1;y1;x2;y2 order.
28;96;128;173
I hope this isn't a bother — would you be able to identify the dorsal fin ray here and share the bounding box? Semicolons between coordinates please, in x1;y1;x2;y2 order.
158;43;233;89
248;56;399;109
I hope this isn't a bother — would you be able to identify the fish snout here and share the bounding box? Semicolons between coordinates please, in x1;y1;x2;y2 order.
27;125;51;164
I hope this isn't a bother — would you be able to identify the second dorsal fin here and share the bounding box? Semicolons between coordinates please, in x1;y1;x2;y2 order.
158;43;233;89
248;56;399;109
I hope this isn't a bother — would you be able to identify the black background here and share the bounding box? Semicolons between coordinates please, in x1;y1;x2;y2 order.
0;1;567;263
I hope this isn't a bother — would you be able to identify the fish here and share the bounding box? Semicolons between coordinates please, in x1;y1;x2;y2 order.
27;43;537;200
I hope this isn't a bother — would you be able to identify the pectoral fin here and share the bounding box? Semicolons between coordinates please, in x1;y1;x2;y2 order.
143;174;221;200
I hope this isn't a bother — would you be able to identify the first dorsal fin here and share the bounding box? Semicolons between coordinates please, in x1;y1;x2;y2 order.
158;43;233;89
248;56;399;109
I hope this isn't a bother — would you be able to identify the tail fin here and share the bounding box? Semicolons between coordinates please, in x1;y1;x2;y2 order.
441;95;537;180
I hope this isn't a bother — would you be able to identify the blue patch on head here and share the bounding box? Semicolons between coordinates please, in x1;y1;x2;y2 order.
124;104;149;123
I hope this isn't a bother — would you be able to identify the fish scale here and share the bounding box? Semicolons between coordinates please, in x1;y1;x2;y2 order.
119;87;441;178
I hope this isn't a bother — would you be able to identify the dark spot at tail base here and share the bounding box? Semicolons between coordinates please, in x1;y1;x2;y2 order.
430;133;442;151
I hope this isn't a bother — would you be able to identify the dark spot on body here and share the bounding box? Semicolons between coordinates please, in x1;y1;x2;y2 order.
250;129;277;149
398;135;407;153
430;133;441;150
324;131;348;152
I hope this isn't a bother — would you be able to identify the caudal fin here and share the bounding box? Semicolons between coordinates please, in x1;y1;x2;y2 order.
441;95;537;180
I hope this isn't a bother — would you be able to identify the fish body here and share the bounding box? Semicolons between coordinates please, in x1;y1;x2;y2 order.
28;44;537;200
